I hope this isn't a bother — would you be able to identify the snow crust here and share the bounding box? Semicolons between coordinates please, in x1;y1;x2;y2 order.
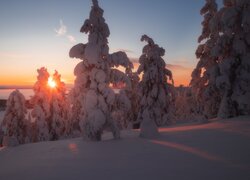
1;117;250;180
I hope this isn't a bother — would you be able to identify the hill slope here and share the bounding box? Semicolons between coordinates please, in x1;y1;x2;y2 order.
0;117;250;180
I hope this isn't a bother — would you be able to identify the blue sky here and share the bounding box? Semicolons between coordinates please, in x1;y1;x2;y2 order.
0;0;222;86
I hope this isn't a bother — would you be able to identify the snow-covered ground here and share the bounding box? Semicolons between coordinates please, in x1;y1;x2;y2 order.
0;116;250;180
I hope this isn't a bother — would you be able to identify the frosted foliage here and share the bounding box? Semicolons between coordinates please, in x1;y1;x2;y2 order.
137;35;175;138
113;90;132;129
69;0;133;140
69;44;86;60
31;67;50;141
112;72;140;130
31;68;71;141
175;87;207;123
199;0;218;43
32;105;49;141
210;0;250;117
190;0;221;119
1;90;29;146
50;71;71;140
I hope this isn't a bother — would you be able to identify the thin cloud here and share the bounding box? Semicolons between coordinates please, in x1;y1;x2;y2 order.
117;49;135;54
166;64;192;71
67;35;76;43
55;19;76;43
55;20;67;36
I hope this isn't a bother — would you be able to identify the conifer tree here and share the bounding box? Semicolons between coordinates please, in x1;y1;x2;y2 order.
137;35;174;138
211;0;250;117
69;0;133;140
1;90;29;146
190;0;221;119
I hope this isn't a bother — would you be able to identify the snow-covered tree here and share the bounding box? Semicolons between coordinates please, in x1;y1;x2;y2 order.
211;0;250;118
1;90;29;146
50;71;71;140
69;0;133;141
31;68;71;141
68;61;89;137
190;0;221;119
113;72;140;129
175;86;206;123
137;35;175;138
31;67;50;142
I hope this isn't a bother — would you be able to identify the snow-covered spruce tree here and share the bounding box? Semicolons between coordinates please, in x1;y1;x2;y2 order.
190;0;221;119
128;72;141;128
69;0;133;141
50;71;71;140
137;35;175;138
175;86;204;123
113;72;140;130
211;0;250;118
1;90;29;146
31;67;50;142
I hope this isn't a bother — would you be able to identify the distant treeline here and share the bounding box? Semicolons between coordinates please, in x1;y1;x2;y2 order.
0;100;6;111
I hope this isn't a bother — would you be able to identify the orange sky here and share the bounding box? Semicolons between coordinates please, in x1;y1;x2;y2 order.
0;61;192;87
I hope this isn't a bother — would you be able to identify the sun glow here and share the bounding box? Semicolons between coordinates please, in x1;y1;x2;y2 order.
48;77;56;88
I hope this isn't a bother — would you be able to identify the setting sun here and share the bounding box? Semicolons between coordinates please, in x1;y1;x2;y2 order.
48;77;56;88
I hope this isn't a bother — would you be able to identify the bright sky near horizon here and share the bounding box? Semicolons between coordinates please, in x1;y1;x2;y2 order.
0;0;222;87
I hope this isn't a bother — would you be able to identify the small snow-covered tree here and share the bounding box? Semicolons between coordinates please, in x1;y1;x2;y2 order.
69;0;133;141
190;0;221;119
31;67;50;141
211;0;250;118
50;71;71;140
113;72;140;129
137;35;175;138
175;86;206;123
1;90;29;146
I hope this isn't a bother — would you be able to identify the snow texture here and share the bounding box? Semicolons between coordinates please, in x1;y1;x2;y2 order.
0;90;30;146
30;67;51;142
1;117;250;180
69;0;133;141
210;0;250;118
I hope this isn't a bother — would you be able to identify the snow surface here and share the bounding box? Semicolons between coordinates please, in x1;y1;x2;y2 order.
1;116;250;180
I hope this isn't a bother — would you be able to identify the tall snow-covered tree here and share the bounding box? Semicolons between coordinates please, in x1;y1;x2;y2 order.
1;90;30;146
31;67;50;142
190;0;221;119
211;0;250;118
137;35;175;138
69;0;133;141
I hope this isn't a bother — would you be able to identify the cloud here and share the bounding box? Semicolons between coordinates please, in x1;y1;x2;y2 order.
55;20;67;36
55;19;76;43
166;64;192;71
117;49;135;54
67;35;76;43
